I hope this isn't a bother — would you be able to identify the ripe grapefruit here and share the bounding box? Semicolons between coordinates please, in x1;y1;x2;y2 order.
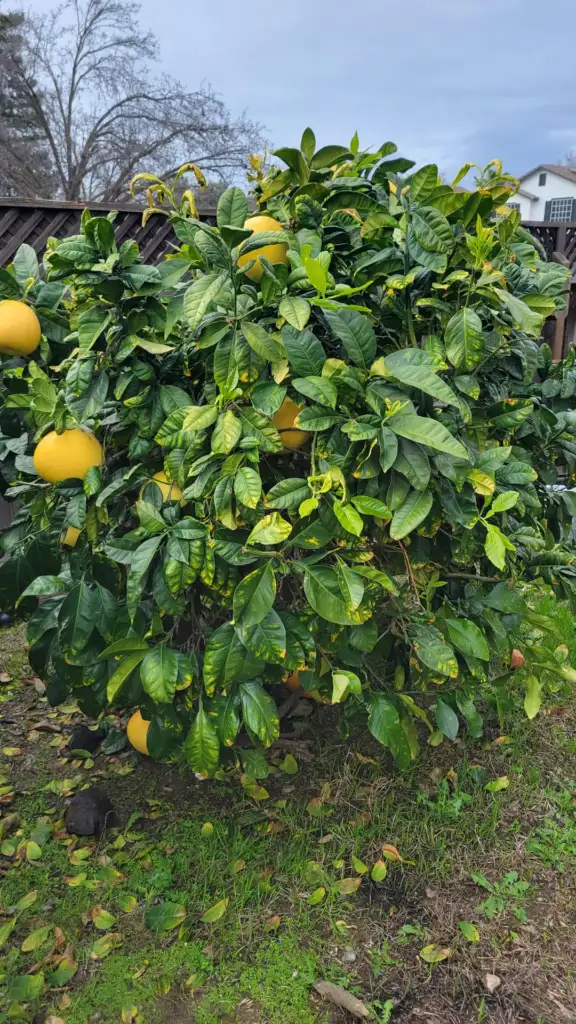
237;215;289;282
140;471;184;504
0;300;41;356
33;428;103;483
272;396;309;451
127;709;150;755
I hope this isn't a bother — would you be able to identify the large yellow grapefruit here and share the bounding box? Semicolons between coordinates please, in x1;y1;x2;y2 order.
127;710;150;755
237;215;289;282
140;471;184;504
33;428;103;483
272;396;310;451
0;300;41;356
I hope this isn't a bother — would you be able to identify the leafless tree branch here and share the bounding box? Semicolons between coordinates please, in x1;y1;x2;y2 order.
0;0;262;199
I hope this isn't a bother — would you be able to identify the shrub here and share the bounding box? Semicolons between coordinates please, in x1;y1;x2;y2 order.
1;131;576;773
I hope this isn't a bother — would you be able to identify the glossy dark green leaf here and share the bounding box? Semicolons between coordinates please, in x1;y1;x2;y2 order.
240;680;280;747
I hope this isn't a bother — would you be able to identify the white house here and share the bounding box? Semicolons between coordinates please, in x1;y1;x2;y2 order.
508;165;576;222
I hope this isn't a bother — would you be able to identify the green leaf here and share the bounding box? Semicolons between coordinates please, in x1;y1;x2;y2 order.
233;563;276;627
0;918;16;949
281;326;326;376
217;187;248;229
145;902;187;932
412;629;458;678
484;583;525;614
238;406;282;452
409;164;439;202
371;860;388;882
378;425;399;472
335;560;364;610
20;923;52;951
251;382;286;418
234;467;262;509
307;886;326;905
107;652;146;703
241;322;285;362
77;305;111;355
445;309;485;371
524;674;542;720
237;609;287;664
389;414;468;459
490;491;519;514
294;406;341;431
304;565;362;626
211;410;241;454
8;972;45;1001
384;349;459;407
333;503;364;536
389;489;433;540
324;308;376;370
435;699;459;740
13;243;39;284
240;680;280;747
265;478;310;510
368;695;412;768
350;564;398;593
394;439;430;490
203;622;263;693
412;206;453;253
246;513;292;546
484;776;510;792
182;404;219;431
351;495;391;518
331;669;361;703
279;296;311;330
60;581;96;655
484;523;514;570
419;944;452;963
301;126;316;161
201;897;229;923
458;921;480;943
135;500;166;535
292;376;337;408
17;575;68;605
445;619;490;661
310;144;351;169
184;706;220;776
140;646;179;703
184;273;226;330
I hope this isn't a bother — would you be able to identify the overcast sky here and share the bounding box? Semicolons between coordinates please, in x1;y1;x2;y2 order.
24;0;576;179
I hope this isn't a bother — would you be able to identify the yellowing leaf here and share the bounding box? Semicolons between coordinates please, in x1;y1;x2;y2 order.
307;886;326;905
524;674;542;720
116;894;138;913
334;876;362;895
91;932;121;959
371;859;388;882
484;776;509;792
264;914;281;932
26;840;43;861
459;921;480;943
0;918;16;948
419;943;452;963
229;859;246;875
21;924;52;951
351;854;369;875
201;822;215;836
382;843;412;863
91;907;116;930
201;897;229;923
279;753;298;775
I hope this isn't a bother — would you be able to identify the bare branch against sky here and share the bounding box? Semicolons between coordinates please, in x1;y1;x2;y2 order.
0;0;262;200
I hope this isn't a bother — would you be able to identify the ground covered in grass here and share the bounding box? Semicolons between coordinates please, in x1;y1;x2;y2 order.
1;604;576;1023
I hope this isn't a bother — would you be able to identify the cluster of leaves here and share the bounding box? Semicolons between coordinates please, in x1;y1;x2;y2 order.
1;128;576;774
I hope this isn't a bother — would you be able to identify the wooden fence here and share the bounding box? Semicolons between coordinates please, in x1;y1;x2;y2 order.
0;197;217;266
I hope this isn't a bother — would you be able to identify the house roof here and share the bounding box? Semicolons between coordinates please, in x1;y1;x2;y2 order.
518;187;538;200
519;163;576;185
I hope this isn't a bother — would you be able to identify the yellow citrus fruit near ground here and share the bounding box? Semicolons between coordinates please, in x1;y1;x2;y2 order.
127;710;150;755
62;526;80;547
140;471;184;504
272;396;310;451
0;300;41;356
33;428;103;483
237;215;289;282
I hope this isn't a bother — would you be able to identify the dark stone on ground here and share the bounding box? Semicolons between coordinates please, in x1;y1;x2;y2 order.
64;786;116;835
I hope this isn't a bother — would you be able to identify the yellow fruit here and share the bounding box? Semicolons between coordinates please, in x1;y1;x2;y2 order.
33;428;103;483
127;709;150;755
272;396;310;451
62;526;80;547
140;471;184;504
237;215;289;282
0;300;41;356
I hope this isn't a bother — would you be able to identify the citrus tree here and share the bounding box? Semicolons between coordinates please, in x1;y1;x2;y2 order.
1;129;576;774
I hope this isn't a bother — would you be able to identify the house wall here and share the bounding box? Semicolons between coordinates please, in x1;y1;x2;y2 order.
509;170;576;221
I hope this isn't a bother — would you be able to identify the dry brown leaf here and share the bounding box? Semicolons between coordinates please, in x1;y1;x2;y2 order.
484;973;501;994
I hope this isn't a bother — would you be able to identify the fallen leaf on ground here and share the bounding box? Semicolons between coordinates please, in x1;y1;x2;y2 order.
419;944;452;963
314;980;369;1018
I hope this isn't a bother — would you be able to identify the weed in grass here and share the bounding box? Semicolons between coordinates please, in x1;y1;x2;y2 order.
371;941;400;978
471;870;530;922
526;786;576;871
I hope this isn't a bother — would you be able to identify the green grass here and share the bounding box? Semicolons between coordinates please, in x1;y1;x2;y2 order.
1;600;576;1022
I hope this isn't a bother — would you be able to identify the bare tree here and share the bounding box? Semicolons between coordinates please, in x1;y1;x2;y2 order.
0;0;262;200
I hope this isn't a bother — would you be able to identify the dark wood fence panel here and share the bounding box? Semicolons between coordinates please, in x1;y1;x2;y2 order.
0;198;217;266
